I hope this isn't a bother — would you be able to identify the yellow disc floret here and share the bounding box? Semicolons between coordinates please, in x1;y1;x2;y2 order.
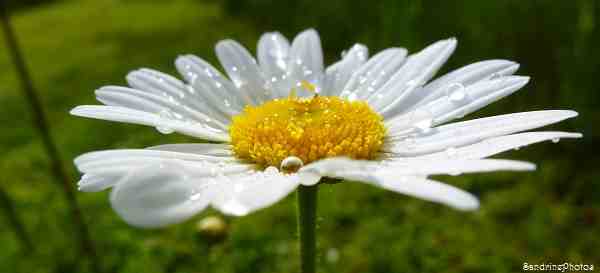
229;91;386;168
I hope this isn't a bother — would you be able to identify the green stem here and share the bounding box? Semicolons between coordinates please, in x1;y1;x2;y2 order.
297;185;318;273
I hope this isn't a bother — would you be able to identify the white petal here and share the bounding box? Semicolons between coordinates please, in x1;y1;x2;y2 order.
339;47;407;101
287;29;324;97
109;162;214;228
369;38;457;116
410;131;582;160
216;39;270;104
211;168;301;216
95;85;228;130
299;158;479;210
74;148;253;191
257;32;292;98
147;143;234;157
372;176;479;211
70;105;229;142
258;32;290;75
175;55;247;115
385;76;530;135
125;69;232;126
75;149;247;173
78;173;121;192
414;60;520;109
322;44;368;96
384;110;578;156
300;157;534;180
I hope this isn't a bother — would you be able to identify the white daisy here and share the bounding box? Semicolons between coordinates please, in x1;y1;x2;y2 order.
71;29;580;228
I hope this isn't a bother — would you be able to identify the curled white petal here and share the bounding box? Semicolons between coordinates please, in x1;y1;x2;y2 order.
109;162;214;228
211;168;302;216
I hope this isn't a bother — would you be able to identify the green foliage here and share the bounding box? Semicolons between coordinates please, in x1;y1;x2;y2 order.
0;0;598;272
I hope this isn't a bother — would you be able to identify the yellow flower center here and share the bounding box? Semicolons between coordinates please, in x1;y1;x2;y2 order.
229;87;386;169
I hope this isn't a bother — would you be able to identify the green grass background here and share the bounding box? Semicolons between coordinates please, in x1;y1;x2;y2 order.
0;0;598;272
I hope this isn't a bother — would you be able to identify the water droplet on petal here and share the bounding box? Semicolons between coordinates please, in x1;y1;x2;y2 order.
281;156;304;173
156;109;175;134
552;138;560;143
414;118;433;134
406;79;420;87
347;93;358;102
265;166;279;174
489;72;501;80
445;147;458;157
445;83;467;103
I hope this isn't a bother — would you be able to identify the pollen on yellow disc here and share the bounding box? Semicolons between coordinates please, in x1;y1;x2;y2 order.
229;94;386;168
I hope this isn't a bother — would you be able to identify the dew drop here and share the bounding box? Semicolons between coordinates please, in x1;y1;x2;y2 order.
190;191;203;201
489;72;501;80
265;166;279;174
406;79;420;87
204;68;214;77
359;76;367;84
445;147;458;157
156;109;175;134
347;93;358;102
552;138;560;143
185;85;196;95
445;83;467;103
414;118;433;134
281;156;304;173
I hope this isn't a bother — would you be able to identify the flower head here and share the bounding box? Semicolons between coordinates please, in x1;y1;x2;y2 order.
71;29;580;228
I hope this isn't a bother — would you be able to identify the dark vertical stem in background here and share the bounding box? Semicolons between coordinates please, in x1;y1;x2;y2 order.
0;1;101;272
0;186;33;252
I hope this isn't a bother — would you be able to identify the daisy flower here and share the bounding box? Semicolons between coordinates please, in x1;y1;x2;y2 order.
71;29;580;229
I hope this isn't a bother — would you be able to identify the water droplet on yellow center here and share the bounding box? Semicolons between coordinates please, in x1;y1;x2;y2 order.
229;94;386;168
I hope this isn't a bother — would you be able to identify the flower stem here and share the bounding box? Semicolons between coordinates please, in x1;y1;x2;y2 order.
297;185;318;273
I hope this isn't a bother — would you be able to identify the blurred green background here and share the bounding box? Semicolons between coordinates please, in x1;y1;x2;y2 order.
0;0;598;272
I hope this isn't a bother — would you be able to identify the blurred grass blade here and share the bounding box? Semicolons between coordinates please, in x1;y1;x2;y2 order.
0;185;33;252
0;1;101;272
